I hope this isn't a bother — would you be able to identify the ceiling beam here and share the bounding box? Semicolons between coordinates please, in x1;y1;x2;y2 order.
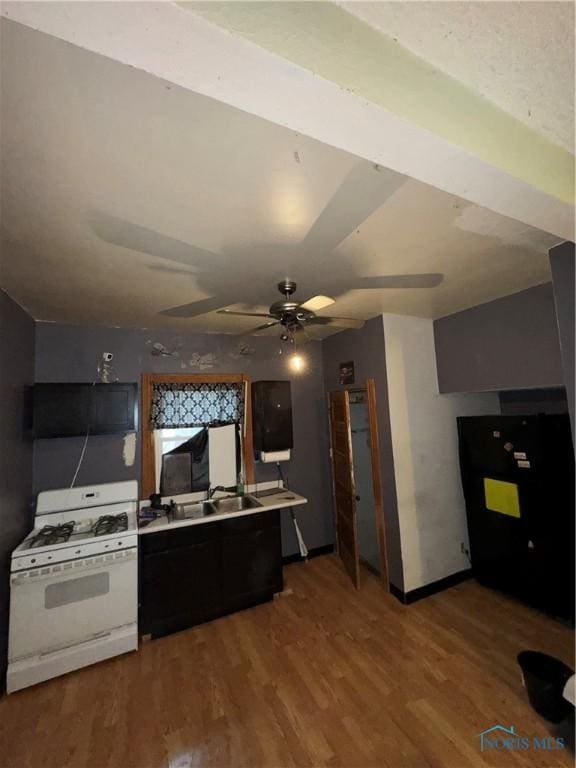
187;1;573;206
2;0;572;240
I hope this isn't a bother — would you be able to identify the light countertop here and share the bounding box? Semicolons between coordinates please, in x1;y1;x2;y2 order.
138;487;307;535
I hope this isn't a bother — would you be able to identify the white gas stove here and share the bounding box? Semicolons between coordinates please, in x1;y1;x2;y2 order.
7;481;139;694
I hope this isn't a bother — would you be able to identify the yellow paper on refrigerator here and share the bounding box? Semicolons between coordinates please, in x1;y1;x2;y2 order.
483;478;521;518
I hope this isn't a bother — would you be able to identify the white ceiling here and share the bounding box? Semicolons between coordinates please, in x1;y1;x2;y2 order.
0;19;559;336
339;1;575;153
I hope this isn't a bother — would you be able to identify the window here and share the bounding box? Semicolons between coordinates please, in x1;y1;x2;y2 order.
141;374;255;499
154;427;203;493
150;382;243;429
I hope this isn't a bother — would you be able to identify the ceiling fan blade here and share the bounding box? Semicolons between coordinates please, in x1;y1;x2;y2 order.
251;321;281;333
234;321;280;337
89;211;227;271
353;273;444;289
147;264;196;276
308;316;365;330
300;162;405;253
299;294;335;312
160;296;228;318
217;310;274;319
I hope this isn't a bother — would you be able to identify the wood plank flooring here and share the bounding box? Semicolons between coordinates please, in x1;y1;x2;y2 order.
0;555;573;768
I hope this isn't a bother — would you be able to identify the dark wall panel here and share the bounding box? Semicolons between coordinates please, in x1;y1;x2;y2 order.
499;388;568;415
549;242;575;442
434;283;564;394
321;316;403;591
33;323;332;557
0;290;35;685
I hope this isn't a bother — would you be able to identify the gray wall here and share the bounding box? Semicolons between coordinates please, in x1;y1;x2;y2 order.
0;290;35;685
549;242;575;442
34;322;333;557
321;316;403;591
434;283;564;393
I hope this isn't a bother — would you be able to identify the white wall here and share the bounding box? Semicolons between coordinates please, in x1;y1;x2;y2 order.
382;314;499;592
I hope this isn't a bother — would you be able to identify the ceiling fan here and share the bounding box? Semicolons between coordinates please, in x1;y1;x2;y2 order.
218;280;365;336
90;160;444;323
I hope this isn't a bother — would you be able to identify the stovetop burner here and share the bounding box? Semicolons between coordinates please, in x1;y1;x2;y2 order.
92;512;128;537
25;511;131;551
28;522;76;549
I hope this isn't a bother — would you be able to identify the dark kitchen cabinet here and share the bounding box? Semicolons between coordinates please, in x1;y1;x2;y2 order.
221;511;283;614
139;510;283;639
140;523;221;638
32;383;137;438
252;381;293;453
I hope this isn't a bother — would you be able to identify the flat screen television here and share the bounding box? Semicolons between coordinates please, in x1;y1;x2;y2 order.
32;383;138;438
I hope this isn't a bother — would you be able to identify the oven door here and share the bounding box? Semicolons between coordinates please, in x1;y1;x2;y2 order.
8;548;137;662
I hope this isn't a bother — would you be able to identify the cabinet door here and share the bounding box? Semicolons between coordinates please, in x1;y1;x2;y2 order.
221;511;282;612
90;384;137;435
140;520;219;556
140;538;221;637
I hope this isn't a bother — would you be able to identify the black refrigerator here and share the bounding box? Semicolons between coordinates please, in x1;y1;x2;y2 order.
457;414;575;622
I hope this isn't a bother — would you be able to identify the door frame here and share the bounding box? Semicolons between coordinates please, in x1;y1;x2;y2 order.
365;379;389;589
328;378;389;590
328;388;360;589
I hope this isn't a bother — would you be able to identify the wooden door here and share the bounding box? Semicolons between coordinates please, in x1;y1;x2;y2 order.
329;390;360;588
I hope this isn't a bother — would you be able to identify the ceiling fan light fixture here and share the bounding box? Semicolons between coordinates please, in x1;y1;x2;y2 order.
289;353;305;373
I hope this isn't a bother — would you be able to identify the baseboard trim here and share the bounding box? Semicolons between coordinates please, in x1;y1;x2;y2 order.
390;569;472;605
389;583;405;603
283;544;334;565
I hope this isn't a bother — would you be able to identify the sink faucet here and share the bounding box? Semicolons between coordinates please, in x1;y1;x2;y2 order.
208;485;228;499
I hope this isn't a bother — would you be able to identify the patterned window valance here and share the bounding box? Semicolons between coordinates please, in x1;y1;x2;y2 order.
150;382;244;429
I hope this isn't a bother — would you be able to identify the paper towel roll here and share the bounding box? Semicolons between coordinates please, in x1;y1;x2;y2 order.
259;449;291;463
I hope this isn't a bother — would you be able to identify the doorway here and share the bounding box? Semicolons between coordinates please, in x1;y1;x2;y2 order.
328;379;388;590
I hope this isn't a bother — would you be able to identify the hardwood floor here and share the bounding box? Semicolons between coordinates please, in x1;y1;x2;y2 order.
0;555;573;768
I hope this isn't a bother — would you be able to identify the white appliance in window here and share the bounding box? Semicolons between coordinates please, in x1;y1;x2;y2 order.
7;481;139;693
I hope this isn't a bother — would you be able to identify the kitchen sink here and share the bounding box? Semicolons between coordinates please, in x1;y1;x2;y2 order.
168;495;262;520
169;502;213;520
206;495;262;514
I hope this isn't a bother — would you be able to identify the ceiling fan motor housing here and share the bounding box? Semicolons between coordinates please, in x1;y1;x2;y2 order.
269;302;315;327
277;279;297;298
212;277;364;332
270;281;315;327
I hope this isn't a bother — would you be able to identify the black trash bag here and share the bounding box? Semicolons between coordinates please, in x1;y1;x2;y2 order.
517;651;574;724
